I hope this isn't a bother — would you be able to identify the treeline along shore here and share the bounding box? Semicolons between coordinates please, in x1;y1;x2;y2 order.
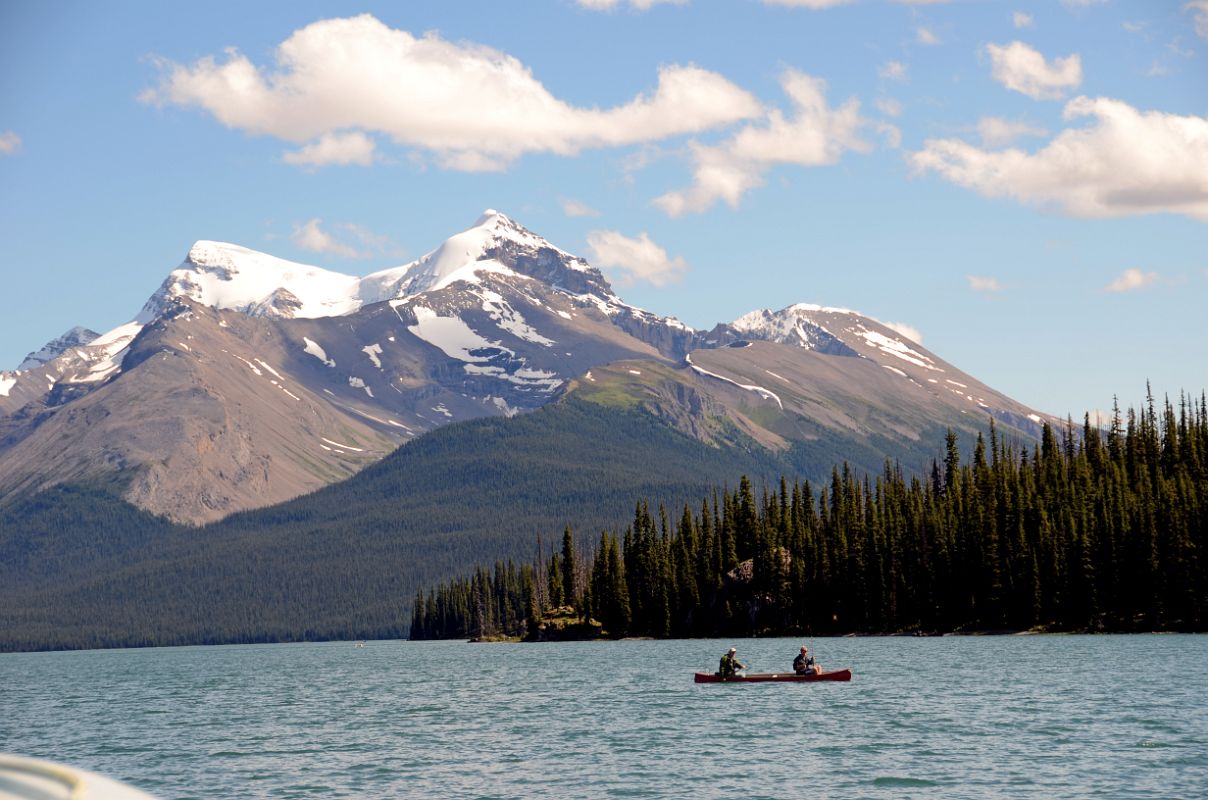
411;392;1207;640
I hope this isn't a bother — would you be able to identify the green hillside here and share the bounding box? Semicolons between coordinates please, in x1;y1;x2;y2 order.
0;397;800;651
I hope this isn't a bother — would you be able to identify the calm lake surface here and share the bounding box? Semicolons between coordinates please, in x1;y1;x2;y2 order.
2;635;1206;798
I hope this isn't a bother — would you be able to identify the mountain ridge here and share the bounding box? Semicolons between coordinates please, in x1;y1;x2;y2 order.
0;210;1058;523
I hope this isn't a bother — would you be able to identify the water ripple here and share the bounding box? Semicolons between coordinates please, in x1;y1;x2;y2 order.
2;635;1207;798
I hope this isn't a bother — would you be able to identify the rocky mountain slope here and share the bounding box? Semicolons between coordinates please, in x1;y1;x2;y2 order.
0;211;1055;523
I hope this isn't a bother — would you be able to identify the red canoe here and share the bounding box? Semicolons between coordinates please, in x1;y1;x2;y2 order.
694;669;852;683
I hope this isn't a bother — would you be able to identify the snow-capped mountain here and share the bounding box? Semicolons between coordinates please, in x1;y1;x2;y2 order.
0;211;1056;523
17;326;101;371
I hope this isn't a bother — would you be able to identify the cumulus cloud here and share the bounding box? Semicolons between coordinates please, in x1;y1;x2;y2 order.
761;0;855;8
879;61;908;81
1186;1;1208;40
884;322;923;344
875;97;903;118
654;69;868;216
291;218;401;260
292;219;362;258
1146;61;1169;78
1013;12;1034;29
977;116;1047;147
576;0;687;10
141;14;760;172
911;97;1208;221
986;41;1082;100
282;131;377;168
1104;268;1159;292
585;230;688;286
917;27;941;46
967;275;1004;293
0;130;21;155
560;198;601;217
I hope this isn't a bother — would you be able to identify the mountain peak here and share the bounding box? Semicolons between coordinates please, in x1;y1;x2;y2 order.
139;241;365;322
17;326;101;371
474;208;504;226
390;209;595;300
128;213;619;329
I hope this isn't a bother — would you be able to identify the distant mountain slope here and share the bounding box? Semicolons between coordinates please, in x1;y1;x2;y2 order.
0;397;795;651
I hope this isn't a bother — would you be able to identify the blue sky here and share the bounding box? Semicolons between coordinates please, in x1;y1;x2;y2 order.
1;0;1204;419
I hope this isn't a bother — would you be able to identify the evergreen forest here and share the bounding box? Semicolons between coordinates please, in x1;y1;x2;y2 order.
411;393;1208;639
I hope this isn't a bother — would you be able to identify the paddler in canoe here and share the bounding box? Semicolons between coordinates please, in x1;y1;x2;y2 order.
793;644;822;676
718;646;747;678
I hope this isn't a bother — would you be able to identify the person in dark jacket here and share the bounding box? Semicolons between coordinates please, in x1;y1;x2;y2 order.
719;647;747;678
793;644;820;675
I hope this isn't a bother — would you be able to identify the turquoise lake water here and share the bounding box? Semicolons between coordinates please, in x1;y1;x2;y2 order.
2;635;1206;798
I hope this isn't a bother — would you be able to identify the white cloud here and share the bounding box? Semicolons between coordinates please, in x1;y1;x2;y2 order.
654;70;868;216
560;198;601;217
576;0;687;10
1186;1;1208;40
977;116;1047;147
1061;0;1106;8
142;14;760;172
884;322;923;344
282;131;377;168
1146;61;1169;78
761;0;855;7
879;61;908;81
0;130;21;155
1122;21;1146;34
1013;12;1034;29
291;219;401;260
292;219;362;258
875;97;903;118
967;275;1004;293
585;230;688;286
1105;268;1159;292
917;27;941;46
342;223;406;259
875;121;903;149
911;97;1208;221
891;0;952;5
986;41;1081;100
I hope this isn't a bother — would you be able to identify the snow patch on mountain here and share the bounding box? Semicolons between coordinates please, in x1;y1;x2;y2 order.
302;337;335;367
477;289;554;346
321;437;364;452
407;306;509;363
256;359;283;380
62;321;143;384
362;343;383;369
233;354;262;376
855;329;941;372
686;354;783;409
0;376;16;397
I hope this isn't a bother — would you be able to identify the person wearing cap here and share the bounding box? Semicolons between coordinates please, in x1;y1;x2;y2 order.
718;647;747;679
793;644;821;675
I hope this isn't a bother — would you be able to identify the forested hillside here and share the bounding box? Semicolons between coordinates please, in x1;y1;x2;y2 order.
0;398;791;651
413;392;1208;639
